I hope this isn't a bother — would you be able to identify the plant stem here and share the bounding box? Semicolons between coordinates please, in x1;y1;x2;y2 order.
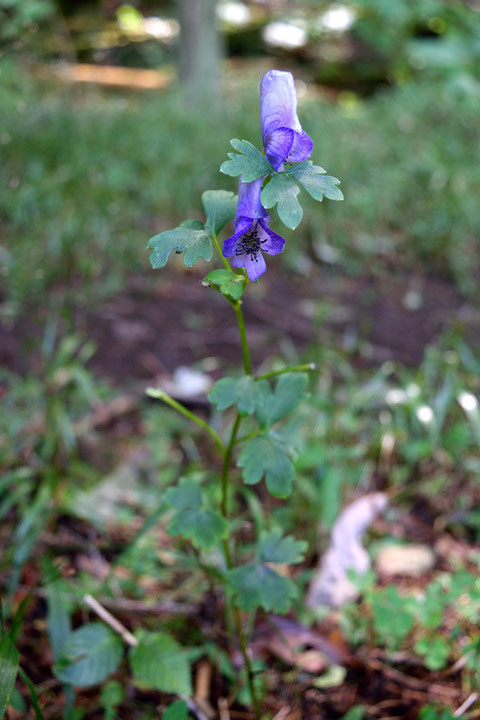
220;415;260;720
146;388;225;456
233;302;251;376
211;233;232;272
256;362;319;380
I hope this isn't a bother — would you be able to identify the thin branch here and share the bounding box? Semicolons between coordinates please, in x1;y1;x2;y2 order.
83;593;138;647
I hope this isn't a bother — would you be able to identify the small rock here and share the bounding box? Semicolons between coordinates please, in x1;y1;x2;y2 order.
376;544;435;577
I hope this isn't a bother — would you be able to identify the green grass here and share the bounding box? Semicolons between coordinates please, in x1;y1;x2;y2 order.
1;61;479;312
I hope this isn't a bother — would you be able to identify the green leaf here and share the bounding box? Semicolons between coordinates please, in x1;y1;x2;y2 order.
164;477;202;510
45;579;72;661
227;563;297;613
285;161;344;201
54;623;123;687
202;190;238;236
163;700;189;720
18;669;45;720
415;636;450;671
261;173;302;230
220;139;273;182
255;373;309;427
168;508;227;550
203;269;244;301
208;375;257;415
259;528;306;565
0;631;19;720
148;226;212;269
371;587;415;647
130;632;192;696
164;478;228;550
237;434;295;498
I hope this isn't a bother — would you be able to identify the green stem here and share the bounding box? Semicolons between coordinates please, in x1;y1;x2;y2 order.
256;362;319;381
146;388;225;456
233;302;251;376
220;414;260;720
211;233;232;272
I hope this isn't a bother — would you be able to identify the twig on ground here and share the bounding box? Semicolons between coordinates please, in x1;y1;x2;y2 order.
83;593;138;647
453;693;479;717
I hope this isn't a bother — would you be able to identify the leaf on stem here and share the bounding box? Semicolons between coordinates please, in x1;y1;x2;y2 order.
203;269;244;301
148;221;212;269
259;528;307;565
0;632;19;719
255;373;309;427
261;173;303;230
164;477;228;550
285;161;344;202
220;139;274;183
237;434;295;498
208;375;257;415
202;190;238;236
228;562;297;613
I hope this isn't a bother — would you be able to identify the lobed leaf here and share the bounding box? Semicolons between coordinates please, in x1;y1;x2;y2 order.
227;562;297;613
208;375;257;416
164;477;228;550
237;434;295;498
148;225;212;269
259;528;306;565
261;173;303;230
130;632;191;696
285;161;344;202
203;269;244;301
220;139;273;183
54;623;123;687
255;373;309;427
202;190;238;236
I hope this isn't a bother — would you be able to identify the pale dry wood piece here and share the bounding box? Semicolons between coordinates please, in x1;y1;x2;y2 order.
271;708;292;720
453;693;479;717
37;63;173;90
83;593;138;647
218;697;231;720
195;659;213;701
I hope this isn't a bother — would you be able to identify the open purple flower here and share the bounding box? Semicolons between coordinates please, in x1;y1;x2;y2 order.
222;178;285;281
260;69;313;172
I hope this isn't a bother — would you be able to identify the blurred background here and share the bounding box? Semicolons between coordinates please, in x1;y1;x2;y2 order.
2;1;480;717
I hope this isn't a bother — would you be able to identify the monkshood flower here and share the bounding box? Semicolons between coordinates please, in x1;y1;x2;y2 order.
223;177;285;281
260;69;313;171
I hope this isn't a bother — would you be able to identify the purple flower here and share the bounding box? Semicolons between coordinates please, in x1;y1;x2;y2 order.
222;178;285;281
260;69;313;172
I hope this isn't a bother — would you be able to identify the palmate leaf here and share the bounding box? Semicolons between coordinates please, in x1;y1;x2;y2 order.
148;221;212;269
164;477;228;550
227;562;297;613
285;161;344;201
203;269;244;301
208;375;257;415
54;623;123;687
261;173;303;230
255;373;309;427
237;434;295;498
202;190;237;236
129;632;192;696
259;528;307;565
220;139;274;182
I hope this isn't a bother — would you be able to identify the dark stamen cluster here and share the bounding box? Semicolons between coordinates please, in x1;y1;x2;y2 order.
237;226;262;259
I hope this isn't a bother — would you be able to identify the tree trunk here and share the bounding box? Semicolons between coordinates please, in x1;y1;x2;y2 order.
177;0;223;107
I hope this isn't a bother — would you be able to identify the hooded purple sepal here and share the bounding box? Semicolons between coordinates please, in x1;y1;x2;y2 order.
260;70;313;171
222;178;286;282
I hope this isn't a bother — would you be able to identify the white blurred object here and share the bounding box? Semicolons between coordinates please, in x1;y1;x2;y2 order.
217;1;252;26
376;544;435;577
143;17;180;41
416;405;434;424
262;21;308;50
172;366;212;397
320;4;355;32
458;391;478;413
306;493;388;608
